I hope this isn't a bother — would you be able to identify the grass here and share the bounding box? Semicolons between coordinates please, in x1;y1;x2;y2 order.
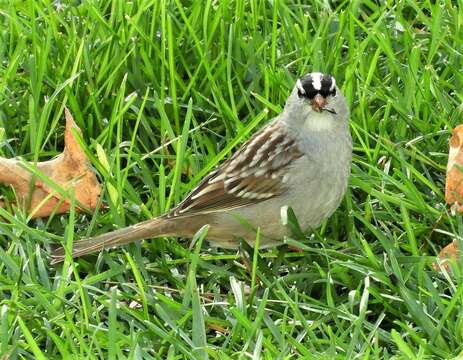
0;0;463;358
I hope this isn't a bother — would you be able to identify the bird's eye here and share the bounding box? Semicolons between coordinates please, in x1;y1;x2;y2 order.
330;88;337;97
297;89;305;98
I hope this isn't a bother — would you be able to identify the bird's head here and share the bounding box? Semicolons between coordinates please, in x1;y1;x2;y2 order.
284;72;349;129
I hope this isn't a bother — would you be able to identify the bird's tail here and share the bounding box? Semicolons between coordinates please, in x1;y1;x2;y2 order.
50;217;178;264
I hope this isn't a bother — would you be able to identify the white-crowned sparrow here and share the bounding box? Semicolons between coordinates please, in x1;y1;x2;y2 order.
51;72;352;263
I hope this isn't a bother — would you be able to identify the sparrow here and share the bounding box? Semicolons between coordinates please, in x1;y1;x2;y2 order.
51;72;352;264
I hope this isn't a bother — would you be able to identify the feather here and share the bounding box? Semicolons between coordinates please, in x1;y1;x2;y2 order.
170;121;303;216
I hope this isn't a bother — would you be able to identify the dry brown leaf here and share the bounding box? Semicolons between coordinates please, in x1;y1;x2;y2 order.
207;323;229;335
0;108;100;218
445;124;463;212
433;127;463;272
433;241;459;272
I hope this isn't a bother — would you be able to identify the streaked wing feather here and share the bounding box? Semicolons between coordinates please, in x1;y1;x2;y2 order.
170;121;302;216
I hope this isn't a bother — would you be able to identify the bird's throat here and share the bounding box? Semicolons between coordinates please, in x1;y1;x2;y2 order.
303;111;336;132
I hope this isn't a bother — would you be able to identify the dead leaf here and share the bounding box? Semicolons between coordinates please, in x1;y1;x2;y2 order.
433;127;463;272
0;108;100;218
433;241;459;272
445;125;463;212
207;323;229;334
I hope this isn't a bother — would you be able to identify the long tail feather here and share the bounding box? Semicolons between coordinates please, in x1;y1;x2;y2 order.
50;217;178;264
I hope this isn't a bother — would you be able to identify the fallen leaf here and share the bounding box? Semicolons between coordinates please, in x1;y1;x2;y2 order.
0;108;101;218
207;323;229;334
445;124;463;212
434;127;463;273
433;241;459;272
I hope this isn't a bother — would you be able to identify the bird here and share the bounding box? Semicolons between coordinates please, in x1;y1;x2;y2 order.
51;72;352;264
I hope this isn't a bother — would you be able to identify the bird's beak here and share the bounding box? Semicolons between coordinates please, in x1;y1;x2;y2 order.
310;94;326;112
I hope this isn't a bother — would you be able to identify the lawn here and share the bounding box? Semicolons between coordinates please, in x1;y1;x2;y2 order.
0;0;462;358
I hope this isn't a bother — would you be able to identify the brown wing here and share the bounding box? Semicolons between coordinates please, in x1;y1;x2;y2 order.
168;121;303;216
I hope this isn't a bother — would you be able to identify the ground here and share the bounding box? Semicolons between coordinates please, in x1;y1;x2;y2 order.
0;1;462;359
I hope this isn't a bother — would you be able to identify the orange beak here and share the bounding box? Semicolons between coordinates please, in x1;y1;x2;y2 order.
310;94;326;112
